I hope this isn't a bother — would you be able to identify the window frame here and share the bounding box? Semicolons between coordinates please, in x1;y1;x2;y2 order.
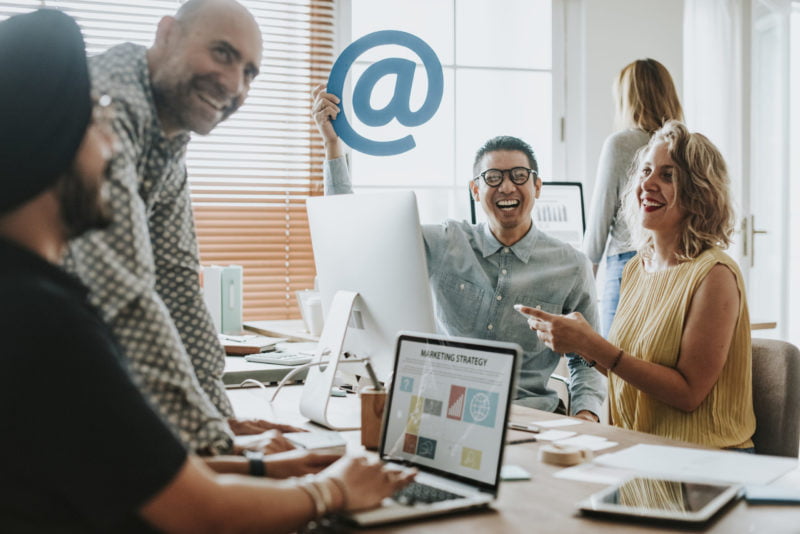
334;0;567;225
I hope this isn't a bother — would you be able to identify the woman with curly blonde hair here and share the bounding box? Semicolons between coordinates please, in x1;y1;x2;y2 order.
520;121;755;451
584;58;684;337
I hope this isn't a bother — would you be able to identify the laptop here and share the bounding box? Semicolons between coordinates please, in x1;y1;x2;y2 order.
346;331;522;526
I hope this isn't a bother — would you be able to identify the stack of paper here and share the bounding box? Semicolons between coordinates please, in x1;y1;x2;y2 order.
595;444;798;485
285;431;347;455
219;334;286;355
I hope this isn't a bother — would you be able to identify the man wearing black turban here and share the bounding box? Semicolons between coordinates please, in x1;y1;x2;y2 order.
0;9;412;533
0;8;110;235
0;9;187;531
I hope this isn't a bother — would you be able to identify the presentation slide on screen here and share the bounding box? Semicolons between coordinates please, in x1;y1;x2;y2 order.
533;184;584;248
383;339;513;485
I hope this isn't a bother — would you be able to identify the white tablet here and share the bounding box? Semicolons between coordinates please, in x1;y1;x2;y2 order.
578;477;743;524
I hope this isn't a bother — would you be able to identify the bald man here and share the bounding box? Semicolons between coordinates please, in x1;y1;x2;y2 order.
63;0;293;456
1;13;412;529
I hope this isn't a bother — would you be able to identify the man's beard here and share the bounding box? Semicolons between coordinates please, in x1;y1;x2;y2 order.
55;166;112;239
151;73;238;135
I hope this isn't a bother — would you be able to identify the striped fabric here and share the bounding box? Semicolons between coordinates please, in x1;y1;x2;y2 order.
608;247;756;449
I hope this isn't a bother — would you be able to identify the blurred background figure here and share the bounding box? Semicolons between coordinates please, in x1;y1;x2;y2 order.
583;58;683;337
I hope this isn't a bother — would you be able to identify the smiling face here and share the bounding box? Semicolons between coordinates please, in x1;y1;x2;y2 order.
470;149;540;245
149;2;262;136
635;141;685;237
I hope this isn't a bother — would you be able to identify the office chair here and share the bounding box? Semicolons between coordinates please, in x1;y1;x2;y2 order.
751;338;800;457
547;357;571;415
547;374;570;414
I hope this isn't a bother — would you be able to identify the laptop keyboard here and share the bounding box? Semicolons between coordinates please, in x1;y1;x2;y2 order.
392;482;464;505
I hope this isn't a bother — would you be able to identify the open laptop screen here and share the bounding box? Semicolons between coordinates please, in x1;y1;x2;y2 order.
380;333;519;487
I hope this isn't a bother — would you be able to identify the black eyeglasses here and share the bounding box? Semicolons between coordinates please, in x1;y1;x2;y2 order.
474;167;536;187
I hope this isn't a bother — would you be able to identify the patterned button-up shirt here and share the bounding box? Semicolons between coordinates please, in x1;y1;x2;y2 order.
64;43;233;453
326;157;606;416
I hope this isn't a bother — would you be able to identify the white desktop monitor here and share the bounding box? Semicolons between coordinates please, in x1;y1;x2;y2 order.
306;191;437;382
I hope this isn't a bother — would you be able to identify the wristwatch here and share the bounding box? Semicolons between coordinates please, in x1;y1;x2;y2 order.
245;450;266;477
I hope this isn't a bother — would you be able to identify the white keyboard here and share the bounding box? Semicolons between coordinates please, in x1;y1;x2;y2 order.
244;352;312;366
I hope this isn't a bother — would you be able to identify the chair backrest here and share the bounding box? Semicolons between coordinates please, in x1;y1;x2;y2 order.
751;338;800;457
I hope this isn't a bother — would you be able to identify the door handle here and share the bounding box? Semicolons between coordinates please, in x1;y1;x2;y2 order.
749;214;768;268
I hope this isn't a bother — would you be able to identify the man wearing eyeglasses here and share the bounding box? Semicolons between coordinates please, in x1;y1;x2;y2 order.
313;87;604;422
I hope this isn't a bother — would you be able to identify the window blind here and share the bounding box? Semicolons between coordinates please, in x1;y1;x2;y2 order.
0;0;333;321
187;0;332;320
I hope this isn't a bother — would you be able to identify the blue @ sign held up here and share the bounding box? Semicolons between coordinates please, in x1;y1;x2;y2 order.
327;30;444;157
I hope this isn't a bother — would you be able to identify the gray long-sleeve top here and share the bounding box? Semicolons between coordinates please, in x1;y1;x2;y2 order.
583;129;650;263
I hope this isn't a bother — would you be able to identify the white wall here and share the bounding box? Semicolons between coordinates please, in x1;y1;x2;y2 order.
790;8;800;347
563;0;684;200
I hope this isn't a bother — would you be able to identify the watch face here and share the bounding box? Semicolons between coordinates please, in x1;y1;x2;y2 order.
247;455;267;476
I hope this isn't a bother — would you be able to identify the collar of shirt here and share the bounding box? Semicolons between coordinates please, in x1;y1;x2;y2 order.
97;43;191;152
477;222;540;263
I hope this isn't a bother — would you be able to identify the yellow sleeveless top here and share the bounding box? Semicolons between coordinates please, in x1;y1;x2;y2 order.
608;247;755;449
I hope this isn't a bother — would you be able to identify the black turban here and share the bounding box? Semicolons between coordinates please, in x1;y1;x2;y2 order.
0;9;91;213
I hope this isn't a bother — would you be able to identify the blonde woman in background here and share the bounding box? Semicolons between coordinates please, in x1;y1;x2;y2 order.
520;121;756;451
584;58;684;337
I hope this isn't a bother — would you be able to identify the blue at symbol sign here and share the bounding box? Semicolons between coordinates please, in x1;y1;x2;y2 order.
328;30;444;157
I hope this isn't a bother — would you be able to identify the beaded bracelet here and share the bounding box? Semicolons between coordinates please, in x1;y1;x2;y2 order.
298;478;326;517
329;477;349;510
312;477;334;512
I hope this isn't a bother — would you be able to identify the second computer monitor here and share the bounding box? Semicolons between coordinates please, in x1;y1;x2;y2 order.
306;191;437;382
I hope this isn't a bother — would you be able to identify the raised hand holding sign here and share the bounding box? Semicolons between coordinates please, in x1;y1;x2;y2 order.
327;30;444;156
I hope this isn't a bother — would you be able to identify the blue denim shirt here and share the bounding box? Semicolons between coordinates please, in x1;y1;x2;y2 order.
325;157;605;416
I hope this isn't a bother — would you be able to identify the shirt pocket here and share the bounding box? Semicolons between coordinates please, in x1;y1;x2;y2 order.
434;274;486;334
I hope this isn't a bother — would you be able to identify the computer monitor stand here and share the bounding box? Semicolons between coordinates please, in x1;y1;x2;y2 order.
299;290;363;430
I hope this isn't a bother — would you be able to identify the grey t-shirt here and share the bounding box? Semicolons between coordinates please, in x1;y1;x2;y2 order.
583;128;650;263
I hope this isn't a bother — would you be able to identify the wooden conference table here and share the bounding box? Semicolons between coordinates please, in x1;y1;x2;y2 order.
227;384;799;534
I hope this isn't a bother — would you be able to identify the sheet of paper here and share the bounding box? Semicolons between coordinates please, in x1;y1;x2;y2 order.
745;485;800;504
770;466;800;489
536;429;577;441
529;418;582;428
557;433;607;444
595;444;798;485
553;463;634;485
556;435;618;451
